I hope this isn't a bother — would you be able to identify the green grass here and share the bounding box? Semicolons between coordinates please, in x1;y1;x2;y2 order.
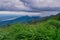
0;20;60;40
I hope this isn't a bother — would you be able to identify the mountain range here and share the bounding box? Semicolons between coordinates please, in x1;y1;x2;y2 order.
0;12;60;26
0;15;41;26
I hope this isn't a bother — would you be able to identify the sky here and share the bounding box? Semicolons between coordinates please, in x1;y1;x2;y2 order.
0;0;60;16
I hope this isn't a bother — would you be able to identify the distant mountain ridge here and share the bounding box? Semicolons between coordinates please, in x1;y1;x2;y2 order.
0;13;60;26
0;16;41;26
0;14;20;22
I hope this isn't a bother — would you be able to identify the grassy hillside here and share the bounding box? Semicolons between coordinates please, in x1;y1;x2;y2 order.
0;13;60;40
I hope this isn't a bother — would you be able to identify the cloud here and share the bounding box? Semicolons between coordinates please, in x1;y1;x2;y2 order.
0;0;32;11
0;11;59;17
0;11;41;16
0;0;60;12
21;0;60;8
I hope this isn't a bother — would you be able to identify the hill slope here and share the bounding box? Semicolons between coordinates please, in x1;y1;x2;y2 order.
0;13;60;40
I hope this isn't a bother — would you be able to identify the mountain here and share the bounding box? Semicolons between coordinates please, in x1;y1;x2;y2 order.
41;13;60;21
0;13;60;26
0;14;20;22
0;16;41;26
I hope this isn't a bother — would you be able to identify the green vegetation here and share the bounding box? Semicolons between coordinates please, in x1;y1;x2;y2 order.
0;13;60;40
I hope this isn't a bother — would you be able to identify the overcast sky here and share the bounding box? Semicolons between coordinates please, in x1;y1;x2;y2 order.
0;0;60;16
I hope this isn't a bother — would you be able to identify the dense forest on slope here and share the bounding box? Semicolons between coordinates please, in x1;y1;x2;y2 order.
0;13;60;40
